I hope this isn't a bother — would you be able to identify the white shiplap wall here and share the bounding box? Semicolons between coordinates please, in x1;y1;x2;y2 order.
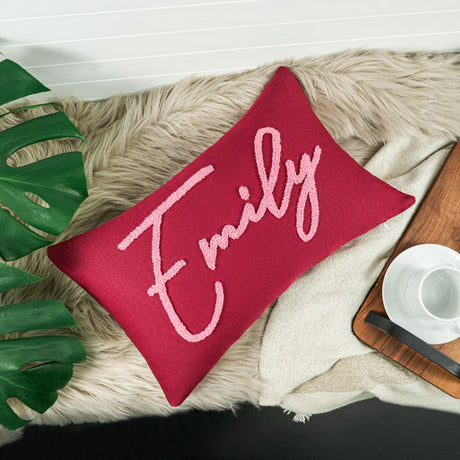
1;0;459;100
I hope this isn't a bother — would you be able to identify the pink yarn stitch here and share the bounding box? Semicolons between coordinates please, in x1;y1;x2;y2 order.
199;127;321;270
238;186;250;201
117;127;321;341
118;165;224;343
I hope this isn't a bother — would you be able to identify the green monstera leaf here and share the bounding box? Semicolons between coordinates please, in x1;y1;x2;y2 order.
0;58;88;261
0;262;86;430
0;58;88;431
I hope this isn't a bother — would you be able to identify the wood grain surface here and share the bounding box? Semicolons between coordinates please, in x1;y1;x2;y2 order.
353;141;460;398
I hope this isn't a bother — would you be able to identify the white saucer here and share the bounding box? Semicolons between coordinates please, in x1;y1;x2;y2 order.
382;244;460;344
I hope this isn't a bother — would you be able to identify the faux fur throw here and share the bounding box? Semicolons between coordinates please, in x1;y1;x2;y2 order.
0;49;459;444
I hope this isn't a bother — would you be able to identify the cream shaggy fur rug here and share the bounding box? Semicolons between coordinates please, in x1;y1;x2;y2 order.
0;49;459;444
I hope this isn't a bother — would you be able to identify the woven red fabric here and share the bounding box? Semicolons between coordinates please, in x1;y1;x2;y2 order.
48;67;415;406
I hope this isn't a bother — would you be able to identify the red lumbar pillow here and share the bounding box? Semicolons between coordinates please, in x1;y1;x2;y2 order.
47;67;415;406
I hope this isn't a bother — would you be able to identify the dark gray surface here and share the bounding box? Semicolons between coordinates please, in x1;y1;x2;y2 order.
2;399;460;460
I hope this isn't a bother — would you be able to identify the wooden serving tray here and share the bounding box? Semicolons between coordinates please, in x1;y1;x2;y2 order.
353;141;460;398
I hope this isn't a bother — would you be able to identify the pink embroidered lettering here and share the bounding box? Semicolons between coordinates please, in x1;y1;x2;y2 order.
118;126;321;343
118;165;224;343
198;127;321;270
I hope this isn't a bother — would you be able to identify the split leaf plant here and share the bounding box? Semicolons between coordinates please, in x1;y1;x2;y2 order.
0;58;87;261
0;264;85;430
0;57;88;430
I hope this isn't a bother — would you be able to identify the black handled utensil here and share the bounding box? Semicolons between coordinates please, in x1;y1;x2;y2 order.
365;311;460;379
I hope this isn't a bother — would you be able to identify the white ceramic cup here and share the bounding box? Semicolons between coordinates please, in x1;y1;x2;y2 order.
405;265;460;334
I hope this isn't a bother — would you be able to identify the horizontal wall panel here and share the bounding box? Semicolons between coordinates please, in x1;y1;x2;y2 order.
21;12;460;85
1;10;457;69
2;1;459;47
3;0;458;23
1;0;459;100
39;32;458;100
0;0;250;21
